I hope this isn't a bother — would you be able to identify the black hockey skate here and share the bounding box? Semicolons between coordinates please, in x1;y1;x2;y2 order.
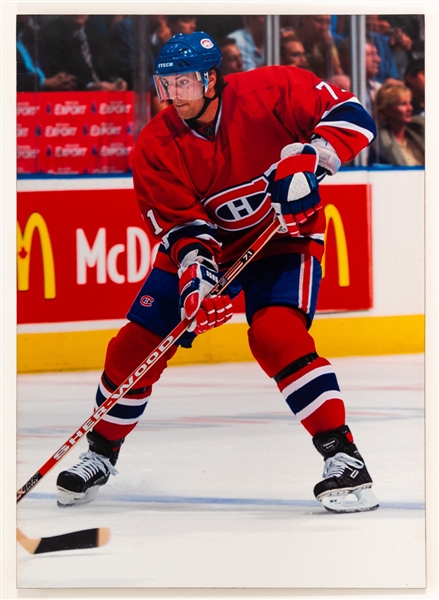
56;430;124;507
312;425;379;513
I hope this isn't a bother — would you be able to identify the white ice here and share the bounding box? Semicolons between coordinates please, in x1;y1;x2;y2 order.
16;354;426;590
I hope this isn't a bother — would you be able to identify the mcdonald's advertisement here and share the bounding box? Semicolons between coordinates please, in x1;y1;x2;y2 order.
16;184;372;325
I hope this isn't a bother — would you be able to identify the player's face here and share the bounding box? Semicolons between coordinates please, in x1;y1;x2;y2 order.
161;69;217;121
154;72;205;105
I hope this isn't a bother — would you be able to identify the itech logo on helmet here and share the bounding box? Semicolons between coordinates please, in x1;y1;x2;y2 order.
157;62;174;68
200;38;214;49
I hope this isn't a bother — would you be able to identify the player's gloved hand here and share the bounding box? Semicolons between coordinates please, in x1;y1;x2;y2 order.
192;295;234;334
178;247;233;334
271;142;322;237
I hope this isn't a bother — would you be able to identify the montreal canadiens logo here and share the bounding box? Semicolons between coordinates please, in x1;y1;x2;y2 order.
200;38;214;49
203;175;272;232
140;295;154;307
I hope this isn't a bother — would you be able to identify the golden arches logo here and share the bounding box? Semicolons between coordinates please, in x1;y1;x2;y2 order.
17;213;56;299
322;204;350;287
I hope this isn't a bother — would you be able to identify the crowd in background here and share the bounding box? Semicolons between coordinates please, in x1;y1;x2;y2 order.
16;14;425;167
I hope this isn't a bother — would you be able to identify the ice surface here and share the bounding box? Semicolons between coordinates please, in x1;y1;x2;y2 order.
16;355;426;590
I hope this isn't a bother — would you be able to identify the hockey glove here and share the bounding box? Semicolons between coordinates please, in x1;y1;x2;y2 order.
178;246;233;334
271;143;322;237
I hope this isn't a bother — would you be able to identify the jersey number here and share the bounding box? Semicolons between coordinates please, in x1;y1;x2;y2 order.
146;209;163;235
316;81;339;100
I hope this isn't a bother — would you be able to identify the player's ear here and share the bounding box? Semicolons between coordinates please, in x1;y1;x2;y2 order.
205;69;217;97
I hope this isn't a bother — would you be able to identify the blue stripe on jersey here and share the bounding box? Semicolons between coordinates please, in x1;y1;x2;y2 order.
284;372;340;415
96;387;149;421
318;100;377;141
162;221;219;252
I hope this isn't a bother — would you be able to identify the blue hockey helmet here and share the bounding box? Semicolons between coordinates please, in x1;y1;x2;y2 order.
154;32;222;103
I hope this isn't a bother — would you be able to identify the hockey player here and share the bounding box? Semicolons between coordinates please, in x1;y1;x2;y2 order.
56;31;379;513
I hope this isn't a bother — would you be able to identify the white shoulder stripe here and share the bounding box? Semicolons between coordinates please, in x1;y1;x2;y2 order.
315;121;375;143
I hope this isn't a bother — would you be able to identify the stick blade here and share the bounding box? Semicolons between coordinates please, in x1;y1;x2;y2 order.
18;527;111;554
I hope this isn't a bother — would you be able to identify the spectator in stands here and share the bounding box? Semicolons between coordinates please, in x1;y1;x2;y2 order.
101;16;135;88
338;36;383;117
40;15;127;91
329;74;351;91
365;15;401;83
370;83;424;166
150;15;172;58
151;15;197;58
330;15;349;48
16;15;77;91
101;15;199;90
404;59;425;117
295;15;344;80
86;15;123;60
218;38;244;75
280;32;309;70
379;15;424;78
167;15;197;36
364;40;383;114
228;15;266;71
387;25;414;80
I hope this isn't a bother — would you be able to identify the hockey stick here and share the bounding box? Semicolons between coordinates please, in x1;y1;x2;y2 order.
17;217;281;503
17;527;111;554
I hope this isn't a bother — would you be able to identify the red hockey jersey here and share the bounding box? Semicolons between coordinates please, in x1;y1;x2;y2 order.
132;65;376;271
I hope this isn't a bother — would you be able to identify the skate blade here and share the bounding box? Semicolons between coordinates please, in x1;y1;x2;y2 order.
319;487;379;513
57;486;100;507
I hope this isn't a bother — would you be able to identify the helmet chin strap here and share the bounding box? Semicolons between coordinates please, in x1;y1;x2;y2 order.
184;92;219;127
